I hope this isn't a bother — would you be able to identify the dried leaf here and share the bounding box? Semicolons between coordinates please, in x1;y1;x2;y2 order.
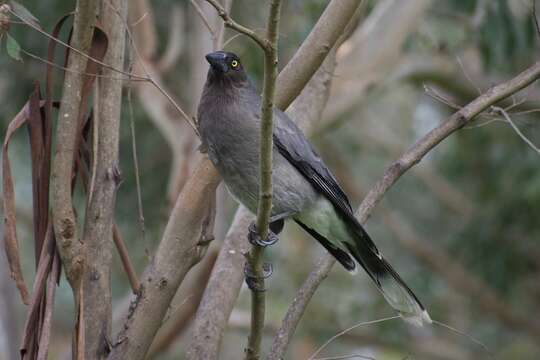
9;0;40;28
20;223;54;358
27;81;50;262
6;33;22;61
2;100;32;305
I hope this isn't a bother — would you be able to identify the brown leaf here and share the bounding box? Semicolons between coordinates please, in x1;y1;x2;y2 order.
2;99;32;305
20;222;55;358
27;82;50;263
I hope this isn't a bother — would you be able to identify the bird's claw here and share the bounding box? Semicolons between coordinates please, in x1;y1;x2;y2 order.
248;222;279;247
243;262;273;292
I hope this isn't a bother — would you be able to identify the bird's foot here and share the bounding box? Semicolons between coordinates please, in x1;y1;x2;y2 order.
243;262;273;292
248;222;279;247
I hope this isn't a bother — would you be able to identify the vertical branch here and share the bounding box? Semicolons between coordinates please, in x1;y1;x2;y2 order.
245;1;282;359
50;0;98;356
82;0;127;358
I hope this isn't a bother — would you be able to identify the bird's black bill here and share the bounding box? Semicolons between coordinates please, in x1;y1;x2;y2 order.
205;52;228;73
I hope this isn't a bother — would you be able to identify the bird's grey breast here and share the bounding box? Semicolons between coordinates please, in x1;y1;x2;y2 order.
198;89;261;209
198;88;318;216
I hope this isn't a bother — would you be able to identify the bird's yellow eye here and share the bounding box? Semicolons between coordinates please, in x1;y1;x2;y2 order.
231;60;239;68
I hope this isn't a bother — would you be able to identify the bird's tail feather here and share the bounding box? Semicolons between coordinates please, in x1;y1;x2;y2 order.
343;217;431;326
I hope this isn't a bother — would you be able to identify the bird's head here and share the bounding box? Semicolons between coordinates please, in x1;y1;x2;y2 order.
205;51;247;85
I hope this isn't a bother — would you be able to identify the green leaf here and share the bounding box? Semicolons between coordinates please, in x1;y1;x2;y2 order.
6;33;22;61
9;1;40;28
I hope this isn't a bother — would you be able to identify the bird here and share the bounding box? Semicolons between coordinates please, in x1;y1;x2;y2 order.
197;50;431;326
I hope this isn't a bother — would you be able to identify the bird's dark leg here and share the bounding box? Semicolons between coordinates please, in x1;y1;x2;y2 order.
243;262;273;292
248;222;279;247
244;213;291;291
247;212;290;247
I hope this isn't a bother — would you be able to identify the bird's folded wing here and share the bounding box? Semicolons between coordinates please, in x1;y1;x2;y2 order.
273;110;353;216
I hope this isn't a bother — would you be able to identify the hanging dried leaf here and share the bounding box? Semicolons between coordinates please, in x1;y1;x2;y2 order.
2;99;33;305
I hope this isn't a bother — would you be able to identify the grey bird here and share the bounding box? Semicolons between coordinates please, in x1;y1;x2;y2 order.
198;51;431;325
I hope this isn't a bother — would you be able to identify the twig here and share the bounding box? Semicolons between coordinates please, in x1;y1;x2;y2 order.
245;1;283;359
113;225;141;293
308;316;400;360
493;106;540;155
189;0;217;41
205;0;271;51
127;86;146;242
314;354;376;360
456;55;481;95
268;60;540;359
432;320;494;359
88;79;99;206
423;84;461;109
20;48;145;81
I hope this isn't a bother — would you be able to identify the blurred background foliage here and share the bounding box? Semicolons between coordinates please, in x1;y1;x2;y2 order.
1;0;540;359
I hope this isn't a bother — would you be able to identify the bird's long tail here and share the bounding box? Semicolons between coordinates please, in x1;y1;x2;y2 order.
296;209;431;326
344;218;431;326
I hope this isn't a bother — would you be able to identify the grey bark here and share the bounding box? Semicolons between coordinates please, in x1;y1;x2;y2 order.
108;158;220;360
82;0;127;358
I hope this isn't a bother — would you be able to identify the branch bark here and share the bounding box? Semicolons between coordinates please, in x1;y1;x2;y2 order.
50;1;98;357
108;157;220;360
274;0;361;110
268;60;540;359
82;1;127;357
51;0;97;294
245;1;282;359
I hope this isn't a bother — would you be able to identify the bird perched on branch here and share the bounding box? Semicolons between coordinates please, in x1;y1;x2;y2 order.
198;50;431;326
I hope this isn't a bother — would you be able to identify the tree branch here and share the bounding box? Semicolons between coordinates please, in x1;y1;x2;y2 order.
204;0;271;51
274;0;362;110
50;1;98;356
107;157;220;360
268;59;540;359
82;0;127;357
246;1;282;357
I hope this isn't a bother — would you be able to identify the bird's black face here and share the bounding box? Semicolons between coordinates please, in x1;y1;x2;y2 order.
205;51;247;84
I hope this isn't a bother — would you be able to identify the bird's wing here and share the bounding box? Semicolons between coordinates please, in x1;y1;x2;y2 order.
273;109;353;216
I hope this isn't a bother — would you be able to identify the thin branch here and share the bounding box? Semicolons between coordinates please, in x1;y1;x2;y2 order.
50;0;99;356
205;0;271;51
314;354;376;360
269;60;540;359
127;85;146;243
113;225;141;293
308;316;400;360
245;1;283;359
456;55;481;95
493;106;540;155
82;0;127;356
